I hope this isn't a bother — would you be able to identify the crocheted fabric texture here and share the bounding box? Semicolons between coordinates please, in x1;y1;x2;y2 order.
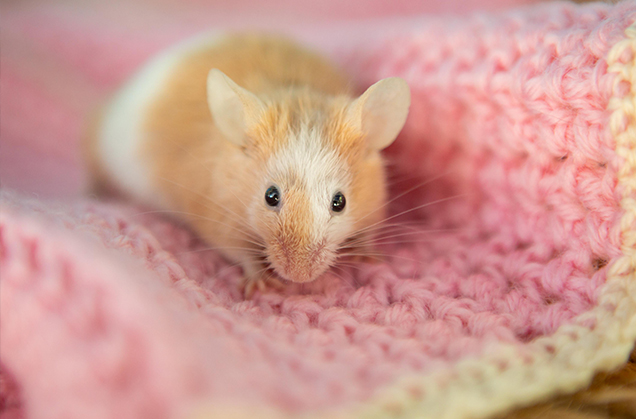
1;1;635;419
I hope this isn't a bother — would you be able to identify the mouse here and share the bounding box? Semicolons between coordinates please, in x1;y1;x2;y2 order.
86;33;411;296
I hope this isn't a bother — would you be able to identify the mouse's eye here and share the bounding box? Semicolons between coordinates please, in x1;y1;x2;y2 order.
331;192;346;213
265;186;280;207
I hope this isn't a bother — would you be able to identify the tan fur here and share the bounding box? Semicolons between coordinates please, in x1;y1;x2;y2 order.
88;33;399;292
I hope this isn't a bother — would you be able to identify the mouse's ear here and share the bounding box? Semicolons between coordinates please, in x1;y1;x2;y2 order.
207;69;266;146
346;77;410;151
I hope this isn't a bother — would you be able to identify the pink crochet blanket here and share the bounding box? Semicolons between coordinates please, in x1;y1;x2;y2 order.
1;1;636;418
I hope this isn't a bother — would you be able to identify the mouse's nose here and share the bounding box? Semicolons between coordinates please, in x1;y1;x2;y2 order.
284;265;316;283
271;241;329;283
281;253;320;283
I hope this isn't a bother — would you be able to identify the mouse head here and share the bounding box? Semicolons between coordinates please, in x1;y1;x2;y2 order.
207;69;410;283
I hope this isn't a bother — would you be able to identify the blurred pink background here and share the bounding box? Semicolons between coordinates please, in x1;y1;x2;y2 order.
0;0;536;199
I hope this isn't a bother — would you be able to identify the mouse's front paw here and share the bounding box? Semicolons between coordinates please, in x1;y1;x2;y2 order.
242;271;286;298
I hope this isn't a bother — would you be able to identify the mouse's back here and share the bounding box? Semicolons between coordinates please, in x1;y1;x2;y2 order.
90;34;351;207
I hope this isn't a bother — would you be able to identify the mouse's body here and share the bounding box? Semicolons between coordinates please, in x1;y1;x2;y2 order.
88;34;410;295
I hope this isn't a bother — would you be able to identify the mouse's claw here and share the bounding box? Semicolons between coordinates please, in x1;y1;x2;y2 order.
242;270;286;299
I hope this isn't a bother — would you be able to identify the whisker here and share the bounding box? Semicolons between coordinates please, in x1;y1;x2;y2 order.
168;141;254;211
330;265;351;275
384;172;422;186
154;179;262;247
133;208;248;230
133;206;265;248
326;266;348;279
358;219;466;232
158;177;249;228
341;222;427;239
351;239;439;247
338;254;386;264
330;264;363;287
338;251;424;264
332;262;367;272
353;193;467;238
341;227;465;248
355;170;457;225
332;258;364;266
212;260;245;278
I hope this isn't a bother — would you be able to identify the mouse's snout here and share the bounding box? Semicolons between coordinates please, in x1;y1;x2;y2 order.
269;238;333;284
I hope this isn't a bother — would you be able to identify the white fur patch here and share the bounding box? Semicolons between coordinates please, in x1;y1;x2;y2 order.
265;125;353;245
97;33;224;208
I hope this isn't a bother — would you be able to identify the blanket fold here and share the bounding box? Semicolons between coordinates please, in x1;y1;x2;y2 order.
1;1;635;419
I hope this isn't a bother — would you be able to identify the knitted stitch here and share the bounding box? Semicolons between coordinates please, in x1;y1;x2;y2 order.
1;2;635;419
